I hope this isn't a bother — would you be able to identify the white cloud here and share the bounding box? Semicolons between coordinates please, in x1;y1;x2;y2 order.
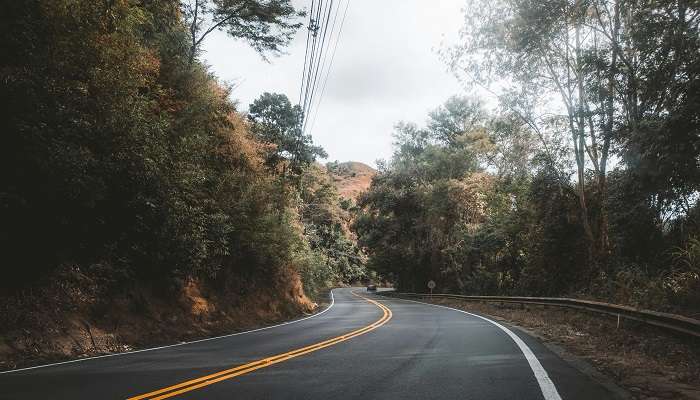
202;0;466;167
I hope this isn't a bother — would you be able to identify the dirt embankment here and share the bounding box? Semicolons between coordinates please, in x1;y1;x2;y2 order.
0;265;318;372
423;298;700;400
328;161;376;202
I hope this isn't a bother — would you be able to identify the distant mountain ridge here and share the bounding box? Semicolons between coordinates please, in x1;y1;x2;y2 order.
326;161;376;201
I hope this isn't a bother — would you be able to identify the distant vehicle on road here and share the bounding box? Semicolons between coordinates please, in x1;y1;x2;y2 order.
366;284;377;292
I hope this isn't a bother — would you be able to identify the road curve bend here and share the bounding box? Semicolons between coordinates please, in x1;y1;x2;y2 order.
0;288;616;399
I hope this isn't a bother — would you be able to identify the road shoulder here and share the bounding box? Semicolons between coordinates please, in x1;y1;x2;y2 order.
385;295;700;400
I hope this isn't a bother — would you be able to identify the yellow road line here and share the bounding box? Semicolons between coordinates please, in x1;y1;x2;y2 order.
127;291;392;400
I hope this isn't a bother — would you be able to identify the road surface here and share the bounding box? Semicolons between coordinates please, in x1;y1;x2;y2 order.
0;288;617;399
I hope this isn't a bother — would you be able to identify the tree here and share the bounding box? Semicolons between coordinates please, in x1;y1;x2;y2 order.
427;95;486;146
248;92;326;178
181;0;304;63
299;164;369;286
0;0;329;299
355;102;488;291
446;0;700;275
613;1;700;221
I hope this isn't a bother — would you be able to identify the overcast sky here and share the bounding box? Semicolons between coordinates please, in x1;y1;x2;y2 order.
202;0;466;167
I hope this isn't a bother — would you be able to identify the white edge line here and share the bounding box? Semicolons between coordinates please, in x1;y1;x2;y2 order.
386;295;563;400
0;289;336;375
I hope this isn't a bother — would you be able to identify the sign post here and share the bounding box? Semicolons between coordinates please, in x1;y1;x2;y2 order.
427;280;436;299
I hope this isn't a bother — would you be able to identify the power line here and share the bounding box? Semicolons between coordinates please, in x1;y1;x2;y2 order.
297;0;316;109
302;0;335;133
303;0;343;133
300;0;324;122
291;0;330;166
306;0;351;136
298;0;342;133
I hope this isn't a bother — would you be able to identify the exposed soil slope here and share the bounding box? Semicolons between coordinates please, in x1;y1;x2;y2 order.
0;266;317;371
327;161;376;202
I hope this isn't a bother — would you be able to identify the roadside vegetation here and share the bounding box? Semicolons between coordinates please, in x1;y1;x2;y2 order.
0;0;369;367
354;0;700;315
1;0;698;374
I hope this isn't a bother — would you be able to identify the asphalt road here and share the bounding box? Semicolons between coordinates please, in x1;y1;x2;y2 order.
0;288;617;399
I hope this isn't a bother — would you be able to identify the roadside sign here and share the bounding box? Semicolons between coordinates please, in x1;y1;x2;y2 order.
427;280;435;298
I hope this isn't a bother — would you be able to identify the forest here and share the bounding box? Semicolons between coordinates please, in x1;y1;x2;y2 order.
355;0;700;314
1;1;698;398
0;0;699;360
0;0;370;355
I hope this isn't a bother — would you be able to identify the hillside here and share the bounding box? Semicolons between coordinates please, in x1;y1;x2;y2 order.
0;1;364;370
326;161;376;202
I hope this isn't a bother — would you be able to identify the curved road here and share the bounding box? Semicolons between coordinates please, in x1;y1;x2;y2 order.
0;288;617;399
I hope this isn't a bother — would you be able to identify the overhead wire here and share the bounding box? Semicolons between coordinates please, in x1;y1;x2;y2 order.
291;0;328;166
298;0;339;130
302;0;335;133
306;0;351;136
301;0;323;122
303;0;342;134
297;0;316;109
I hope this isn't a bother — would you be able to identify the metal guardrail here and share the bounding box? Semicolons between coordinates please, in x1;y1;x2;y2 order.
377;291;700;338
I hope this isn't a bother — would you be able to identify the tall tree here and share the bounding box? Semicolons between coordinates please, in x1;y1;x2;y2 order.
181;0;304;63
427;95;486;146
248;92;326;177
446;0;700;274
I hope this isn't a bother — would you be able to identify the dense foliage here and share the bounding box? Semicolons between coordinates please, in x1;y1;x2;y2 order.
2;0;697;317
356;89;699;312
0;0;365;299
356;1;700;312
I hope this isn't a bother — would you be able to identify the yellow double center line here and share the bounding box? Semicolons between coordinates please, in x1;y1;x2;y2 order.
127;291;392;400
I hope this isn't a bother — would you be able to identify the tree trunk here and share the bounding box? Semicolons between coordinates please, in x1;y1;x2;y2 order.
574;23;597;273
